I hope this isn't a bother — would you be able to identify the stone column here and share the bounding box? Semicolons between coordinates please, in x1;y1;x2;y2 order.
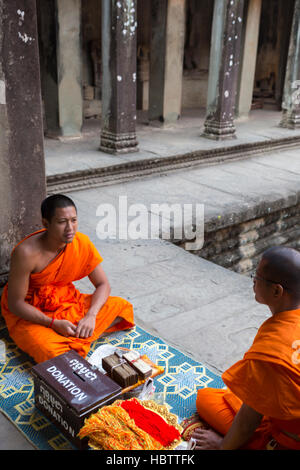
280;0;300;129
38;0;83;138
275;1;294;109
236;0;262;118
100;0;138;154
0;0;46;286
37;0;60;136
148;0;186;125
203;0;244;140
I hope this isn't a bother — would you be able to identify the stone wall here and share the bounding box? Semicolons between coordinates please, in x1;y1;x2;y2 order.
253;0;294;107
177;198;300;276
181;70;208;108
80;0;213;113
0;0;46;287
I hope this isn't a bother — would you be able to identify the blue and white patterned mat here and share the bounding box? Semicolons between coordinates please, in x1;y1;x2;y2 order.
0;322;224;450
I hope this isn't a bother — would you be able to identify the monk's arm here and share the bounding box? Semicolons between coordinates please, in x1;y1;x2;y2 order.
220;403;263;450
87;264;111;316
75;264;111;338
7;247;52;327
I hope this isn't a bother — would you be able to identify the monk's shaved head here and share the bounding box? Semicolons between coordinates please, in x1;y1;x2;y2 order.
41;194;77;222
260;246;300;300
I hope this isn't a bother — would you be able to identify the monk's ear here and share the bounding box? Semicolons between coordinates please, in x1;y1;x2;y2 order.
42;218;49;229
273;283;284;299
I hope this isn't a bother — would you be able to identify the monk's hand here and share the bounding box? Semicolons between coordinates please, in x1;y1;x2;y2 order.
52;319;77;337
75;313;96;338
191;428;223;450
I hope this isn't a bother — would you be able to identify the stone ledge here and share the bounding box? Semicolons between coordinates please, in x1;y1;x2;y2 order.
178;199;300;275
46;134;300;194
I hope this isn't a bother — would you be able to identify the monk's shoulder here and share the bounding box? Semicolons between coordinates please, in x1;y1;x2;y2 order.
73;232;101;260
74;231;93;248
12;236;41;268
75;231;90;242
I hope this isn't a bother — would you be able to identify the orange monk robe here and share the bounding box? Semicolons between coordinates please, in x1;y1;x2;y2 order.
1;230;134;364
196;309;300;449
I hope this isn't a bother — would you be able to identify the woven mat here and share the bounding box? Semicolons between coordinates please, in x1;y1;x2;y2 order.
0;320;224;450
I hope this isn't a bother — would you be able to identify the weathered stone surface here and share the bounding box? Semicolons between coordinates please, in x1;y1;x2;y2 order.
148;0;186;125
0;0;46;286
203;0;244;140
56;0;83;137
237;0;262;118
280;0;300;129
37;0;60;136
100;0;138;154
38;0;83;138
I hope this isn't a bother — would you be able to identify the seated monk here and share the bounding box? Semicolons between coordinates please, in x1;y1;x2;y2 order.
0;194;134;364
192;246;300;450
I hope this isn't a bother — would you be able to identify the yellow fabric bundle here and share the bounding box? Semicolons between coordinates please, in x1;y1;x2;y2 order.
78;404;163;450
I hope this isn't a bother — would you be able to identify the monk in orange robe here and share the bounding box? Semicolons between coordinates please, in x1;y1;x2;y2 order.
192;246;300;450
1;194;134;364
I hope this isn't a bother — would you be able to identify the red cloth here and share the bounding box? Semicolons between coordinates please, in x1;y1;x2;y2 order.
120;399;181;447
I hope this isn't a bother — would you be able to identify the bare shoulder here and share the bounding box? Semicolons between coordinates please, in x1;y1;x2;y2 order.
8;236;44;303
11;235;41;272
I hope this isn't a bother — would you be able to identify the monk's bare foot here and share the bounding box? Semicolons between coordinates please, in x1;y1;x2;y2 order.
191;428;223;450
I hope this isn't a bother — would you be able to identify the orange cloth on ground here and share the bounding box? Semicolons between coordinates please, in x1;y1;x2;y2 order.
196;388;274;450
197;309;300;450
0;229;134;363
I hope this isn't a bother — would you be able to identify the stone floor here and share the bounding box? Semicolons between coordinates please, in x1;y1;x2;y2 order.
1;108;300;449
45;108;300;177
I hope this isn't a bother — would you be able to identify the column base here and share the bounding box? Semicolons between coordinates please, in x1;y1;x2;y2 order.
279;110;300;129
202;118;237;140
100;129;139;155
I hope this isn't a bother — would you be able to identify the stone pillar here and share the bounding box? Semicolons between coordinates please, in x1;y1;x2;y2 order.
137;45;150;110
236;0;262;118
0;0;46;286
38;0;83;138
37;0;60;136
100;0;138;154
275;1;294;109
280;0;300;129
148;0;186;125
136;0;151;111
203;0;245;140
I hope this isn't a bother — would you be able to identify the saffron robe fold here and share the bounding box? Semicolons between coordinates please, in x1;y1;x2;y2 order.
197;309;300;449
0;230;134;363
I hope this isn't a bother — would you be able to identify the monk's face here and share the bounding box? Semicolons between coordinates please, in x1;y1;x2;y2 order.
252;259;275;305
44;206;78;244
